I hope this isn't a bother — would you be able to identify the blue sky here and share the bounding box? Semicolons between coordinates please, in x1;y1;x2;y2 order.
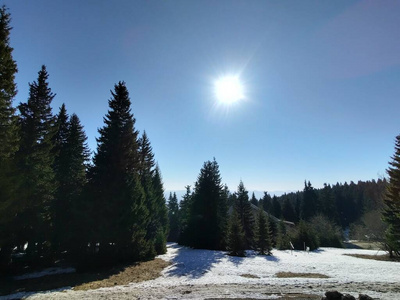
7;0;400;194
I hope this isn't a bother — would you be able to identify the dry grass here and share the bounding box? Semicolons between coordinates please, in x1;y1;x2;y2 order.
344;253;400;262
0;258;170;296
240;273;260;279
275;272;329;279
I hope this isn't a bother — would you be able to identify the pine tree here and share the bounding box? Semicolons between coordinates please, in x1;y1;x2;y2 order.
282;197;296;222
16;65;56;259
0;5;18;161
227;209;245;257
276;219;290;250
152;165;168;254
261;192;272;213
250;192;258;206
235;181;255;249
382;135;400;257
271;196;282;218
53;111;90;255
167;192;180;242
256;208;272;255
137;131;168;255
0;5;19;269
183;159;226;250
178;185;192;245
52;104;70;252
301;181;319;221
88;81;148;261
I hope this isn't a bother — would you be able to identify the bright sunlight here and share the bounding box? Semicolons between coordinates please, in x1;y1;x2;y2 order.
214;75;244;104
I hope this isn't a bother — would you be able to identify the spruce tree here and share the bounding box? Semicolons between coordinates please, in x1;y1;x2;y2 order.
301;181;319;221
178;185;192;245
271;196;282;218
167;192;180;242
152;165;168;254
53;110;90;255
0;5;19;269
0;5;18;161
250;192;258;206
235;181;255;249
16;65;56;259
88;81;148;261
138;132;168;255
227;209;245;257
256;208;272;255
382;134;400;257
183;159;226;250
52;104;70;252
282;198;296;222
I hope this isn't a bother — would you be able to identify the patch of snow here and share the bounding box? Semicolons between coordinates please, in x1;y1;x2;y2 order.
9;243;400;299
13;267;75;280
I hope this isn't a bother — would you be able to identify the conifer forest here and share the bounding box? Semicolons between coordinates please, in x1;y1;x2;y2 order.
1;4;400;278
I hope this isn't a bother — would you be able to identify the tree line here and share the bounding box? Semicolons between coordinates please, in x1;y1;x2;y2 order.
0;6;168;273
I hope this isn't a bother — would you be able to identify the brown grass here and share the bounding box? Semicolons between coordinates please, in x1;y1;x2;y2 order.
0;258;170;296
240;273;260;279
275;272;329;279
344;253;400;262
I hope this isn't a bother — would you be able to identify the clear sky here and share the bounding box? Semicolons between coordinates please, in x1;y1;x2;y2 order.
6;0;400;195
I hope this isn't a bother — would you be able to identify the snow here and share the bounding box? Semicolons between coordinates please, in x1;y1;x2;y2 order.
5;243;400;299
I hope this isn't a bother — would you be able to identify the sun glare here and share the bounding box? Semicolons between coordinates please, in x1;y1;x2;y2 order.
214;75;244;104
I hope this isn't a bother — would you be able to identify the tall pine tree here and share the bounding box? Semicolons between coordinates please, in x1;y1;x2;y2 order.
88;81;148;261
52;107;90;255
0;5;19;269
16;65;56;259
235;181;255;249
167;192;180;242
256;208;272;255
182;159;226;250
382;134;400;257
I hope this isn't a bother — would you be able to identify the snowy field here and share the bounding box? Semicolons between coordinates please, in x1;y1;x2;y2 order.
4;243;400;299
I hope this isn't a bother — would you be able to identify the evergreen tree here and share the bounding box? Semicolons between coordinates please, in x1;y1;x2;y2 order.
319;183;339;224
167;192;180;242
0;5;19;269
261;192;272;213
57;112;90;256
276;219;290;250
0;5;18;161
271;196;282;218
256;208;272;255
250;192;258;206
227;209;245;257
235;181;255;249
382;134;400;257
88;81;148;261
301;181;319;221
178;185;192;245
292;220;319;251
16;65;56;259
138;132;167;255
282;197;296;222
152;165;168;254
182;159;226;250
52;104;70;252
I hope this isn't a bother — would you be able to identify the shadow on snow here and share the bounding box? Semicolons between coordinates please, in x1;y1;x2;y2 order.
165;243;225;279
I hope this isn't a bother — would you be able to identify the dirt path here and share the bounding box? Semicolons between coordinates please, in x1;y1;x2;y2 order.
23;281;400;299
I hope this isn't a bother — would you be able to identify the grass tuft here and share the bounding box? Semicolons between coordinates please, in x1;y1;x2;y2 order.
275;272;329;278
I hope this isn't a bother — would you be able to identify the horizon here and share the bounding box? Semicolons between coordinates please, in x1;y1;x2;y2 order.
7;0;400;193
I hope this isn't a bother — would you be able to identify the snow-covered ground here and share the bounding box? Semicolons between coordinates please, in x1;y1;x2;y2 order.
5;243;400;299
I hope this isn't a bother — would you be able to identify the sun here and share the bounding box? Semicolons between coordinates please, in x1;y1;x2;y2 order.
214;75;244;104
